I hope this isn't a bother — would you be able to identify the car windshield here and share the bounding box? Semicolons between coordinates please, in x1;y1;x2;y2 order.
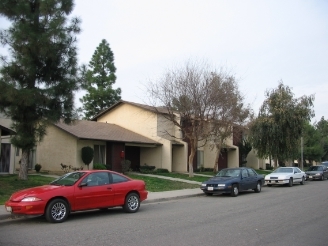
50;172;86;186
308;166;323;171
273;168;293;173
216;169;240;177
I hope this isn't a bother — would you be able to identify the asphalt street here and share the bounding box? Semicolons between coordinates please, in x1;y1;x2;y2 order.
0;180;327;246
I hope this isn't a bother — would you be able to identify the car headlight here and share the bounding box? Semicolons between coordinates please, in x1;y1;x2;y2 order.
201;183;207;187
217;184;225;187
21;197;42;202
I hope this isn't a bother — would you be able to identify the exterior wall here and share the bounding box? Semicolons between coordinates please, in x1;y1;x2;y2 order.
36;125;78;172
227;149;239;168
246;149;266;169
172;144;188;172
98;103;184;172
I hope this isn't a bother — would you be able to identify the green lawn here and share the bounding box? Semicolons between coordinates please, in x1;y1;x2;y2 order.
152;172;212;182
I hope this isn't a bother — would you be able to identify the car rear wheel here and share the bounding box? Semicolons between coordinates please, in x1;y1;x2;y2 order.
45;199;69;223
123;192;140;213
300;176;305;185
231;184;239;197
288;178;293;187
254;182;262;193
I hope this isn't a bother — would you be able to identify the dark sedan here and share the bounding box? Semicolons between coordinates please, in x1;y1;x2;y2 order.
200;167;264;197
305;165;328;181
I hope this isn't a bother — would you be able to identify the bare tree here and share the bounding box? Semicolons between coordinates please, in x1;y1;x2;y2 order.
208;74;253;172
147;61;251;176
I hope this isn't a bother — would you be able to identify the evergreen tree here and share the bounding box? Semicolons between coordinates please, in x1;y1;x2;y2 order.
0;0;82;180
79;39;121;119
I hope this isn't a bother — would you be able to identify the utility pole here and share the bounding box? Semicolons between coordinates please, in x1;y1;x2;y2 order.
301;137;304;170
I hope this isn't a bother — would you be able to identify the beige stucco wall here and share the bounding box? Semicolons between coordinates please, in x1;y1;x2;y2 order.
246;149;266;169
172;144;188;172
36;125;78;171
98;103;185;172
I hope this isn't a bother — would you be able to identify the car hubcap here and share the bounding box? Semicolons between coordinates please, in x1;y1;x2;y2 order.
51;202;66;221
234;187;238;195
128;196;139;211
257;183;261;190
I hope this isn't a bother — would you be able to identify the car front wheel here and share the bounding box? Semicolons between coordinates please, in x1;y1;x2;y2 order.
300;176;305;185
231;184;239;197
123;193;140;213
45;199;69;223
254;182;262;193
288;178;293;187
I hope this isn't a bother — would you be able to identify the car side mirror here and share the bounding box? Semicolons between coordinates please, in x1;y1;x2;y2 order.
79;182;88;187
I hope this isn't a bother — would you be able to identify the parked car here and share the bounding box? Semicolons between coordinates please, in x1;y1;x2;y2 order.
5;170;148;223
305;165;328;180
200;167;264;197
265;167;306;187
321;161;328;169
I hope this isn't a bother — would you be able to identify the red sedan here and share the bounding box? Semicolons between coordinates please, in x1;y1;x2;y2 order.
5;170;148;223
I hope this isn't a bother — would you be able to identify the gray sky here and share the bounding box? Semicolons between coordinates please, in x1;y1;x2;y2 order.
1;1;328;122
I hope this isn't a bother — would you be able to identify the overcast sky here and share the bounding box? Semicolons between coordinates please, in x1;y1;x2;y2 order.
1;1;328;122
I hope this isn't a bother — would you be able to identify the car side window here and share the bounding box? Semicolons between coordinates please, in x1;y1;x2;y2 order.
81;172;110;187
247;169;257;177
111;173;129;184
242;169;249;178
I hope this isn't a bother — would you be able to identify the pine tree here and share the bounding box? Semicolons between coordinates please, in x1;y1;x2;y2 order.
0;0;82;180
79;39;121;119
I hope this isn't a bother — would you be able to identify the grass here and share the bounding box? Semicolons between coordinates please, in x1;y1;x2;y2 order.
0;175;56;204
151;172;212;182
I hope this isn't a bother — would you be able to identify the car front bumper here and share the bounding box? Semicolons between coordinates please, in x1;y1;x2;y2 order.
5;200;46;216
200;186;232;194
265;179;289;185
306;175;323;180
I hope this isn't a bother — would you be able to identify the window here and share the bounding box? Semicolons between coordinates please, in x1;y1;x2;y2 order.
15;147;20;156
197;150;204;169
94;145;105;164
241;169;249;177
248;169;257;177
81;172;110;186
111;173;129;183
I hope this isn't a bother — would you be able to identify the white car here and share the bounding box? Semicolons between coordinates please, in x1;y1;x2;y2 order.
265;167;306;187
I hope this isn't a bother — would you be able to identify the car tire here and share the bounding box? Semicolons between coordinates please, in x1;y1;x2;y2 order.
254;182;262;193
300;176;305;185
288;178;293;187
205;193;213;196
320;175;324;181
45;199;69;223
123;192;140;213
231;184;239;197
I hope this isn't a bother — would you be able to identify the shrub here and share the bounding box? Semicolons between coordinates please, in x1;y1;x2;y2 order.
140;164;156;173
155;168;169;173
121;160;131;174
34;164;42;173
81;146;94;169
93;163;107;170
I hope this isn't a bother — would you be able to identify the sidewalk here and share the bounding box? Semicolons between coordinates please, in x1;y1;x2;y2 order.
0;172;209;221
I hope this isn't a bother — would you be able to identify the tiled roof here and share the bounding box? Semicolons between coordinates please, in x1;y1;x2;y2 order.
55;120;161;145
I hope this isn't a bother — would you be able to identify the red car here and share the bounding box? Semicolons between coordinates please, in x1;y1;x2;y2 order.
5;170;148;223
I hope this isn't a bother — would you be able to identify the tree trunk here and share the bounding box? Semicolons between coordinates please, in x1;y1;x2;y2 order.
188;148;195;177
19;150;29;180
273;157;278;168
213;146;221;173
